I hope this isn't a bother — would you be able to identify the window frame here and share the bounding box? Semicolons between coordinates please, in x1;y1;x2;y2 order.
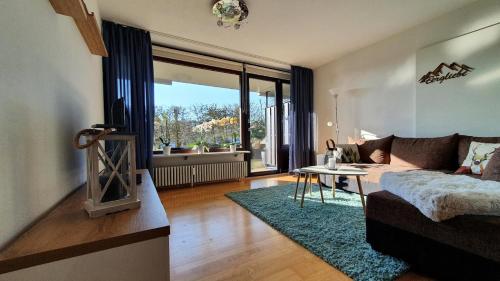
152;56;243;153
151;48;291;175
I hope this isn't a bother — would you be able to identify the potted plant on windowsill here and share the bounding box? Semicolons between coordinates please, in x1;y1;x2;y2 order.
229;131;238;152
160;137;171;155
193;141;208;154
229;143;238;152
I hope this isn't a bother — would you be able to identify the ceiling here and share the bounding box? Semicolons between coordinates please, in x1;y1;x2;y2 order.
154;60;290;96
98;0;476;69
154;60;240;90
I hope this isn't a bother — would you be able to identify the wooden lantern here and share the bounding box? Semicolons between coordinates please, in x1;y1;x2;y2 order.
84;133;140;218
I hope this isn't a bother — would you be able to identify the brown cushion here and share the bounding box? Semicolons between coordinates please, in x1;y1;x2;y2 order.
356;135;394;164
458;135;500;166
482;148;500;181
390;134;458;170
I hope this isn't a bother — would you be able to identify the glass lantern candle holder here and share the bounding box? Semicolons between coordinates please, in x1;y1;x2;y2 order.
84;133;140;218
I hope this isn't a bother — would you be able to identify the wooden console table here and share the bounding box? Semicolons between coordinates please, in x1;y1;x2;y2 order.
0;170;170;281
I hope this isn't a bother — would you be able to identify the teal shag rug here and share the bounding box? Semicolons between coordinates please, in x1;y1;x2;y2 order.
225;183;409;281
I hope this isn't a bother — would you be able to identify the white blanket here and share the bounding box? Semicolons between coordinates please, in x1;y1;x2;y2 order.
380;170;500;222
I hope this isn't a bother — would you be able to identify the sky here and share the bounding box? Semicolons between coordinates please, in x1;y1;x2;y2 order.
154;81;268;108
155;82;239;107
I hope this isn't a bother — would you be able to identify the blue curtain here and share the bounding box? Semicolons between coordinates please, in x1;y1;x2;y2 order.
289;66;314;170
102;20;154;170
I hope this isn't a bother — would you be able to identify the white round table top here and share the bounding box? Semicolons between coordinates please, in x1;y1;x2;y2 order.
298;165;368;176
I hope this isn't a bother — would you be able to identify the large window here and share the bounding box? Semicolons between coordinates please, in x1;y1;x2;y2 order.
152;47;291;174
153;61;241;151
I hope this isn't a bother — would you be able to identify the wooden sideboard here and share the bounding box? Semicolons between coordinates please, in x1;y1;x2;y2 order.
0;170;170;281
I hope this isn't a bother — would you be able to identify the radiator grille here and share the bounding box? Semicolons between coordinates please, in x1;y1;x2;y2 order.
153;162;247;188
153;165;192;187
193;162;247;184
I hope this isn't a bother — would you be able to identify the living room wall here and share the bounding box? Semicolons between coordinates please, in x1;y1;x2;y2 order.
416;23;500;137
314;0;500;153
0;0;103;248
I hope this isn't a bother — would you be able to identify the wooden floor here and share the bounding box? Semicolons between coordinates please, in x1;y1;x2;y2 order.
158;174;432;281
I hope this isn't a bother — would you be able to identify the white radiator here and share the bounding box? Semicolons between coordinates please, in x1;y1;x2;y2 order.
153;165;193;187
153;162;248;188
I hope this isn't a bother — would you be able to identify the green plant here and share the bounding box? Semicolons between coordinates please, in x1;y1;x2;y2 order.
231;132;239;145
159;137;170;147
194;140;208;149
192;140;209;153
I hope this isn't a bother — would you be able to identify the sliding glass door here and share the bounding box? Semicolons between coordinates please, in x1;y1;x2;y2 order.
249;78;278;173
279;83;291;169
246;77;290;175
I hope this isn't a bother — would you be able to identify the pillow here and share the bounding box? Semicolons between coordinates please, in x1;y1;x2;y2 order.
482;148;500;181
457;141;500;175
390;134;458;170
457;135;500;166
336;144;360;163
356;135;394;164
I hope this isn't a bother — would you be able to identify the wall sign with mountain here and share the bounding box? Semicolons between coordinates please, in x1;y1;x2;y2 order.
419;62;474;84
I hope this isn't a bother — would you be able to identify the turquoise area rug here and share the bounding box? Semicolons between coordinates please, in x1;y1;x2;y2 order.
226;184;409;281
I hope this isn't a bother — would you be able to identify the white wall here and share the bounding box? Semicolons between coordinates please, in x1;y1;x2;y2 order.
314;0;500;153
0;0;103;248
416;24;500;137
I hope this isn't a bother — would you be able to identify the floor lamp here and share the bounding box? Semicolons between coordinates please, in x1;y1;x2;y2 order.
333;93;339;144
327;91;340;144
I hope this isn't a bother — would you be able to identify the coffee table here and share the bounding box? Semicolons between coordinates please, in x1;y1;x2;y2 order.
294;165;368;213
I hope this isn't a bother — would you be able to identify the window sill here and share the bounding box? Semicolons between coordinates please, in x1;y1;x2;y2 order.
153;151;250;158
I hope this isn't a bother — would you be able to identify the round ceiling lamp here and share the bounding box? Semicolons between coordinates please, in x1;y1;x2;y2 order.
212;0;249;30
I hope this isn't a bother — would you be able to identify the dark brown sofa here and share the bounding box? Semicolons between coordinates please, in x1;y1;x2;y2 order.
321;134;500;280
336;134;500;193
367;135;500;280
367;190;500;280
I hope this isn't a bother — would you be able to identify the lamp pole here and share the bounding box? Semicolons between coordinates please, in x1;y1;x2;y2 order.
333;93;339;144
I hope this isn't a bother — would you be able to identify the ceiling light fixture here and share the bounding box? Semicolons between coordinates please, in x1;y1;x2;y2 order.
212;0;249;30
